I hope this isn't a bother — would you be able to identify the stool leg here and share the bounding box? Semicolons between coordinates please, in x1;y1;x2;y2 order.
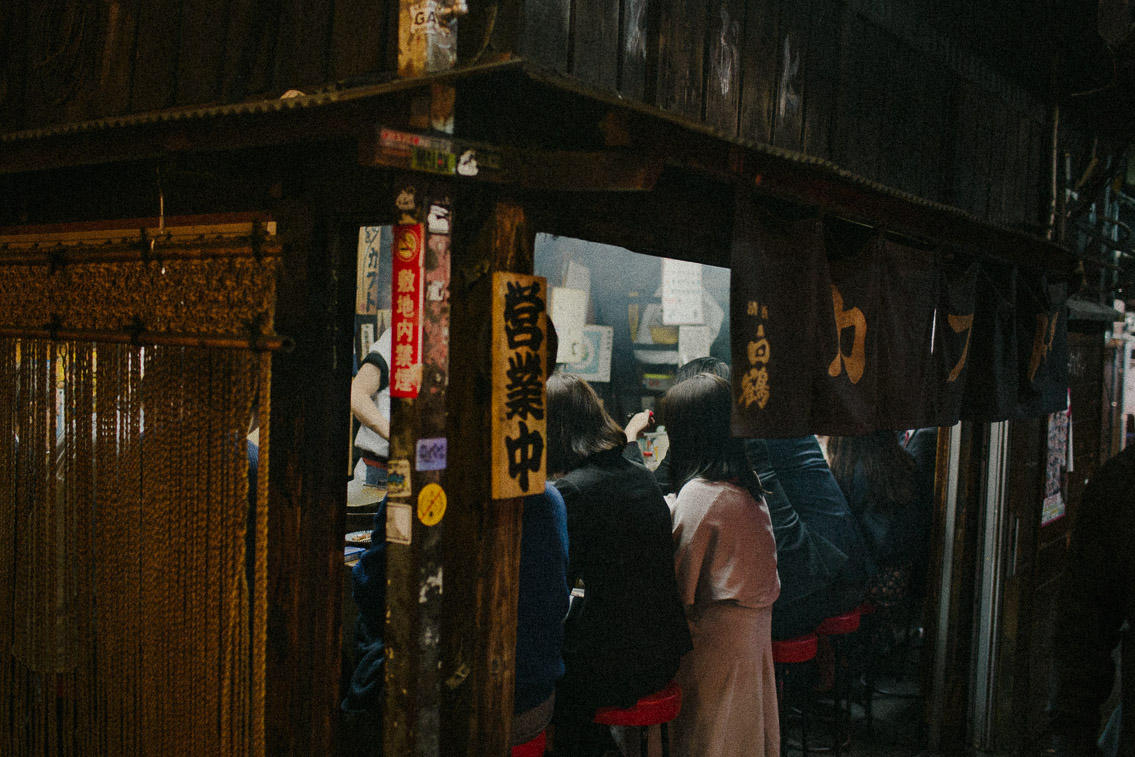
660;723;670;757
639;725;648;757
800;691;810;757
832;637;849;757
777;661;813;757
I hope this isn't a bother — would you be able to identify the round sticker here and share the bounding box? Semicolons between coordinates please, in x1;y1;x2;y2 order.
395;226;421;262
417;483;447;527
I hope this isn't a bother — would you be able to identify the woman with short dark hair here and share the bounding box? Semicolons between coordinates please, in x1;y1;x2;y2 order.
545;374;627;475
546;374;691;756
663;372;781;757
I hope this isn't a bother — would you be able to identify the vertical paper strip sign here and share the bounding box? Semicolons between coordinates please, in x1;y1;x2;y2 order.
730;197;834;438
491;273;548;499
391;223;425;398
356;226;383;315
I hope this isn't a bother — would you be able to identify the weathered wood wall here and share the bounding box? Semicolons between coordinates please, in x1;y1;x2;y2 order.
515;0;1061;232
0;0;1099;234
0;0;397;128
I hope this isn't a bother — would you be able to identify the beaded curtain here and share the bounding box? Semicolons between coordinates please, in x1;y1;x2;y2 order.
0;229;276;757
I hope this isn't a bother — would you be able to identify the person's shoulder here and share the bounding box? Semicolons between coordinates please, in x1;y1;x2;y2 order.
551;472;583;499
1089;445;1135;490
1083;445;1135;514
372;328;392;354
712;479;759;509
678;477;747;505
526;481;566;508
543;481;565;506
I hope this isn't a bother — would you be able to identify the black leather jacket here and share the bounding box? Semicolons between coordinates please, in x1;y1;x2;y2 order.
1048;443;1135;757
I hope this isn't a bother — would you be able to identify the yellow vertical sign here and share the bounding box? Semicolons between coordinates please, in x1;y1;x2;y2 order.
491;272;548;499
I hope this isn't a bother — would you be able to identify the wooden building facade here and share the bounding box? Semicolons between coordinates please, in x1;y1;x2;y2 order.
1;1;1130;756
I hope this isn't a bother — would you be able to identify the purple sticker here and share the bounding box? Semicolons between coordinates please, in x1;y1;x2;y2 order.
416;437;447;471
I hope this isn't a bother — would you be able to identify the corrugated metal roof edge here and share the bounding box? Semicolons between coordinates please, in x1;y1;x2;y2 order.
0;58;526;144
0;57;1069;263
1067;296;1124;322
516;65;1071;262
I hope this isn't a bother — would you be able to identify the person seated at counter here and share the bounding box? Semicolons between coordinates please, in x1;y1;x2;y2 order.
512;482;572;747
341;329;395;753
512;322;572;748
546;373;692;757
827;432;925;611
351;327;392;488
761;434;875;617
629;357;857;640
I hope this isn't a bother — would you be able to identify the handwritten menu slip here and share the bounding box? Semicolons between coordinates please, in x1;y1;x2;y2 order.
662;259;704;325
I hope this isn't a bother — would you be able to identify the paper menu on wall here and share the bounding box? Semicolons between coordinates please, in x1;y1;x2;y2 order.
563;259;591;300
678;325;713;364
549;287;589;363
702;290;724;340
562;325;613;383
661;259;704;325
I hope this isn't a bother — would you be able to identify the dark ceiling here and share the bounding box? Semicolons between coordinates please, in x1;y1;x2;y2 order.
931;0;1135;141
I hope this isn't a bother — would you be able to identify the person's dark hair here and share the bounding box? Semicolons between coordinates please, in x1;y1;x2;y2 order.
662;372;755;493
546;373;626;474
545;318;559;377
827;431;916;512
674;356;730;385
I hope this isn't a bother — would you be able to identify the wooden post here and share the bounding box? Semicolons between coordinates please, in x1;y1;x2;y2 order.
441;198;536;755
384;184;453;756
265;202;356;757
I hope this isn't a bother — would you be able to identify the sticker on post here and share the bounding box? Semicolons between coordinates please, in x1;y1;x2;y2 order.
416;437;447;471
456;150;479;176
417;483;447;526
386;502;413;545
387;459;413;497
427;204;451;234
396;188;417;213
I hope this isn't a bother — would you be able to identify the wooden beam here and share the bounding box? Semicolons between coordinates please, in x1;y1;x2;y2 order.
441;196;533;755
0;61;525;176
360;126;663;192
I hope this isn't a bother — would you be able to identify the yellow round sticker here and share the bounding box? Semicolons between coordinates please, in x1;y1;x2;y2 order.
417;483;447;527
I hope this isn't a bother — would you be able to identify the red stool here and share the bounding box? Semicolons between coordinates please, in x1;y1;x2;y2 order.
772;633;818;756
815;609;863;757
853;601;879;729
510;729;546;757
815;609;861;636
594;680;681;757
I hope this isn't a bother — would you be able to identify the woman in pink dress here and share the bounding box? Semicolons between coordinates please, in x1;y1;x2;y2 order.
662;372;781;757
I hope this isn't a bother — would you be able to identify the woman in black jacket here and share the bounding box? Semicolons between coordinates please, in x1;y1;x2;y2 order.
547;373;692;756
